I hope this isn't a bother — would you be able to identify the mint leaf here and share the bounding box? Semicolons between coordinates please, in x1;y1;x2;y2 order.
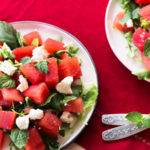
10;129;29;149
31;38;39;47
144;38;150;58
143;118;150;128
20;56;31;64
126;112;143;123
35;60;49;73
0;74;16;89
132;8;139;19
120;12;131;25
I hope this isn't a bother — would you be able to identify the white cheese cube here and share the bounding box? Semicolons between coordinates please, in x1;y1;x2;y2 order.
126;19;133;28
29;109;44;120
56;76;73;94
60;111;77;128
0;60;17;76
17;75;29;92
16;115;29;130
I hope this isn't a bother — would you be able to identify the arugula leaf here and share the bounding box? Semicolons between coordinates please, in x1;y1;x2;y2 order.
144;38;150;58
0;74;16;89
35;60;49;73
55;35;63;42
20;56;31;64
132;69;150;80
61;95;77;105
82;85;98;111
10;129;29;149
0;21;21;49
31;38;39;47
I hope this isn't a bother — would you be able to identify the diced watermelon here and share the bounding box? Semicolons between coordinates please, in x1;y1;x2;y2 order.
23;31;42;46
44;38;65;54
12;46;35;61
0;130;4;150
139;5;150;21
58;57;82;80
132;27;150;51
44;58;59;89
1;88;24;102
61;53;69;59
62;97;83;113
20;63;44;84
0;91;12;108
135;0;150;4
0;111;16;130
38;111;62;138
113;12;134;32
23;82;50;104
141;52;150;70
0;56;2;61
0;107;2;111
25;127;45;150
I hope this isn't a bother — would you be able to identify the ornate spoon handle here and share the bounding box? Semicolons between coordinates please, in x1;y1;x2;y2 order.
102;124;147;141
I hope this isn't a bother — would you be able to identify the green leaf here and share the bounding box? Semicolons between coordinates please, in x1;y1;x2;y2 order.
0;21;21;49
16;32;23;47
72;85;83;97
126;112;143;123
132;69;150;80
20;56;31;64
82;85;98;111
144;38;150;58
10;129;29;149
25;97;33;107
120;12;131;25
51;50;71;58
55;35;63;42
31;38;39;47
132;8;139;19
35;60;49;73
137;121;143;128
0;74;16;89
61;96;77;105
143;118;150;128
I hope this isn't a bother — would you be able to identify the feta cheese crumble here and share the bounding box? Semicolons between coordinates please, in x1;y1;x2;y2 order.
56;76;73;94
29;109;44;120
31;46;49;63
16;115;29;130
60;111;77;127
17;75;29;92
0;60;17;76
126;19;133;28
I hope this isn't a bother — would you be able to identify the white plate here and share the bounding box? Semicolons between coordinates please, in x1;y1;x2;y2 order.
2;21;98;150
105;0;146;73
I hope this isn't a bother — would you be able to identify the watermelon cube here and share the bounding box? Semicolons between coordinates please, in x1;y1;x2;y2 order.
44;58;59;89
20;63;44;84
12;46;35;61
38;111;62;138
139;4;150;21
23;31;42;46
23;82;50;104
25;127;45;150
0;111;16;130
58;57;82;80
0;91;12;107
1;88;24;102
62;97;83;113
44;38;65;54
0;130;4;150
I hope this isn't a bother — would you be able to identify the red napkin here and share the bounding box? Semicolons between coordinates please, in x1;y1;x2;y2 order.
1;0;150;149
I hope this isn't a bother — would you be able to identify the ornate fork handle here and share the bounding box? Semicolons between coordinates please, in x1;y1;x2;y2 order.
102;124;147;141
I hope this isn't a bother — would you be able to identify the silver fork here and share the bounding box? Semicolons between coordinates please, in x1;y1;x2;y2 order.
102;114;148;141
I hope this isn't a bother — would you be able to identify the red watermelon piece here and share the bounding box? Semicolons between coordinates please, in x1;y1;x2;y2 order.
25;127;45;150
0;111;16;130
61;53;69;59
113;12;134;32
44;58;59;89
23;31;42;46
20;63;44;84
12;46;35;61
59;57;82;80
139;5;150;21
62;97;83;113
0;91;12;108
23;82;50;104
132;27;150;51
0;130;4;150
38;111;62;138
1;88;24;102
44;38;65;54
135;0;150;4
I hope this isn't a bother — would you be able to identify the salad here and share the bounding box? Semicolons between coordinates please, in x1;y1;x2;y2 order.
113;0;150;80
0;21;98;150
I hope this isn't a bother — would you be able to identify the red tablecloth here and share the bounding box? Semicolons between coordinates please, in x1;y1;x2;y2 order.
1;0;150;150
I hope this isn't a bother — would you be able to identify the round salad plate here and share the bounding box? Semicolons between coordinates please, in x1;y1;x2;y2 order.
2;21;99;150
105;0;145;73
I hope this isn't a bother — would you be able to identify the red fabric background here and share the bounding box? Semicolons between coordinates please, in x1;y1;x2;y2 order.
1;0;150;149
